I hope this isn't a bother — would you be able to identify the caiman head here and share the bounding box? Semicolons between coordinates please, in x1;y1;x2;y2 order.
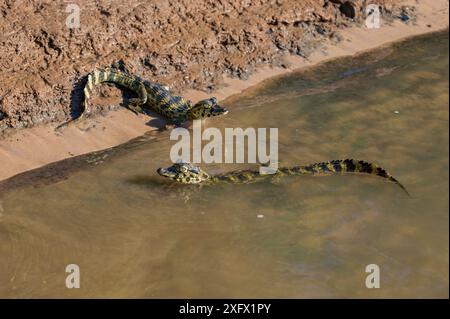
157;162;211;184
187;97;228;119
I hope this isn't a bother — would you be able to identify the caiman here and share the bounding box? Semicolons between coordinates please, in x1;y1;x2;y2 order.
157;159;409;195
57;67;228;129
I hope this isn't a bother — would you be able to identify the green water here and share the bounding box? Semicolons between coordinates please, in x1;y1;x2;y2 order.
0;32;448;298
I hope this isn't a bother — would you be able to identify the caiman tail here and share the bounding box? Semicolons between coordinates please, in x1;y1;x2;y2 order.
55;68;147;131
278;159;409;195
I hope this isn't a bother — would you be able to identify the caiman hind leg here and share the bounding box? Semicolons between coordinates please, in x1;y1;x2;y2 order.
55;74;95;131
111;60;130;74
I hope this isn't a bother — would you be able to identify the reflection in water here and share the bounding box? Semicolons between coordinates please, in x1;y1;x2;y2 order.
0;32;448;298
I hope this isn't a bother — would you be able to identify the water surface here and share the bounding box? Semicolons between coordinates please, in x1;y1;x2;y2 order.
0;32;448;298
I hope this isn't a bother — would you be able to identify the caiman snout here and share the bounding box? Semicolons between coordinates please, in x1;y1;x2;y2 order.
157;167;172;178
157;166;179;180
220;107;229;115
209;103;228;116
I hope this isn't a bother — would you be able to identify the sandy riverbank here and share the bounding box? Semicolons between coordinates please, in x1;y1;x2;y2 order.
0;0;448;182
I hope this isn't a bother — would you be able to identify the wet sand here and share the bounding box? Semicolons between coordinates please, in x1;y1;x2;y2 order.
0;0;448;182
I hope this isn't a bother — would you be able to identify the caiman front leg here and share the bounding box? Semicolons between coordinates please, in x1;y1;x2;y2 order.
163;117;189;130
126;101;145;115
126;81;148;115
154;118;180;131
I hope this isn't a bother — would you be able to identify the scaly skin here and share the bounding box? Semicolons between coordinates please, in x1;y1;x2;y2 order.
57;68;228;129
157;159;409;195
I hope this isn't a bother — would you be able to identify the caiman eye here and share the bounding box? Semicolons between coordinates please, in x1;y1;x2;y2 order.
191;167;200;174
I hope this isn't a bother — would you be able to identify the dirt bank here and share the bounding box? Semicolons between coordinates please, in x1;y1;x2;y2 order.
0;0;449;181
0;0;419;131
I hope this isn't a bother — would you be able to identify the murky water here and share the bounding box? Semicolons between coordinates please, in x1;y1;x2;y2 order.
0;32;448;298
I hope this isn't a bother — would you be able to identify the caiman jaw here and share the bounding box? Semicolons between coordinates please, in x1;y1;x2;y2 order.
213;106;228;116
157;167;177;180
188;97;228;119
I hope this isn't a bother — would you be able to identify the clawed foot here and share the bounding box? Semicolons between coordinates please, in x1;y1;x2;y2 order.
127;100;145;115
161;119;188;131
163;123;177;130
111;60;130;74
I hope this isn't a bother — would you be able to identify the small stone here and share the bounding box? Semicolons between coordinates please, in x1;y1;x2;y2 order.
394;110;400;114
257;214;264;218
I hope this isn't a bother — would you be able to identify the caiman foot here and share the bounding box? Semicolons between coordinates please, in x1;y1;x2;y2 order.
160;119;188;131
171;118;188;127
111;60;130;74
127;100;145;115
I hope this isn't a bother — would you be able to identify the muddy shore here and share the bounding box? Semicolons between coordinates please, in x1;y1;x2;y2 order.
1;0;416;131
0;0;449;181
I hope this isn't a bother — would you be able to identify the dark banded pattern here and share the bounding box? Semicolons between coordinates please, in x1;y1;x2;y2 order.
144;82;191;122
83;68;148;116
56;68;228;130
214;170;262;184
56;68;147;130
283;159;409;195
159;160;409;195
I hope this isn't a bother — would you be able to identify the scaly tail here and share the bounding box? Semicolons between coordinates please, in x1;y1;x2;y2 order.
279;159;409;195
55;68;147;131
